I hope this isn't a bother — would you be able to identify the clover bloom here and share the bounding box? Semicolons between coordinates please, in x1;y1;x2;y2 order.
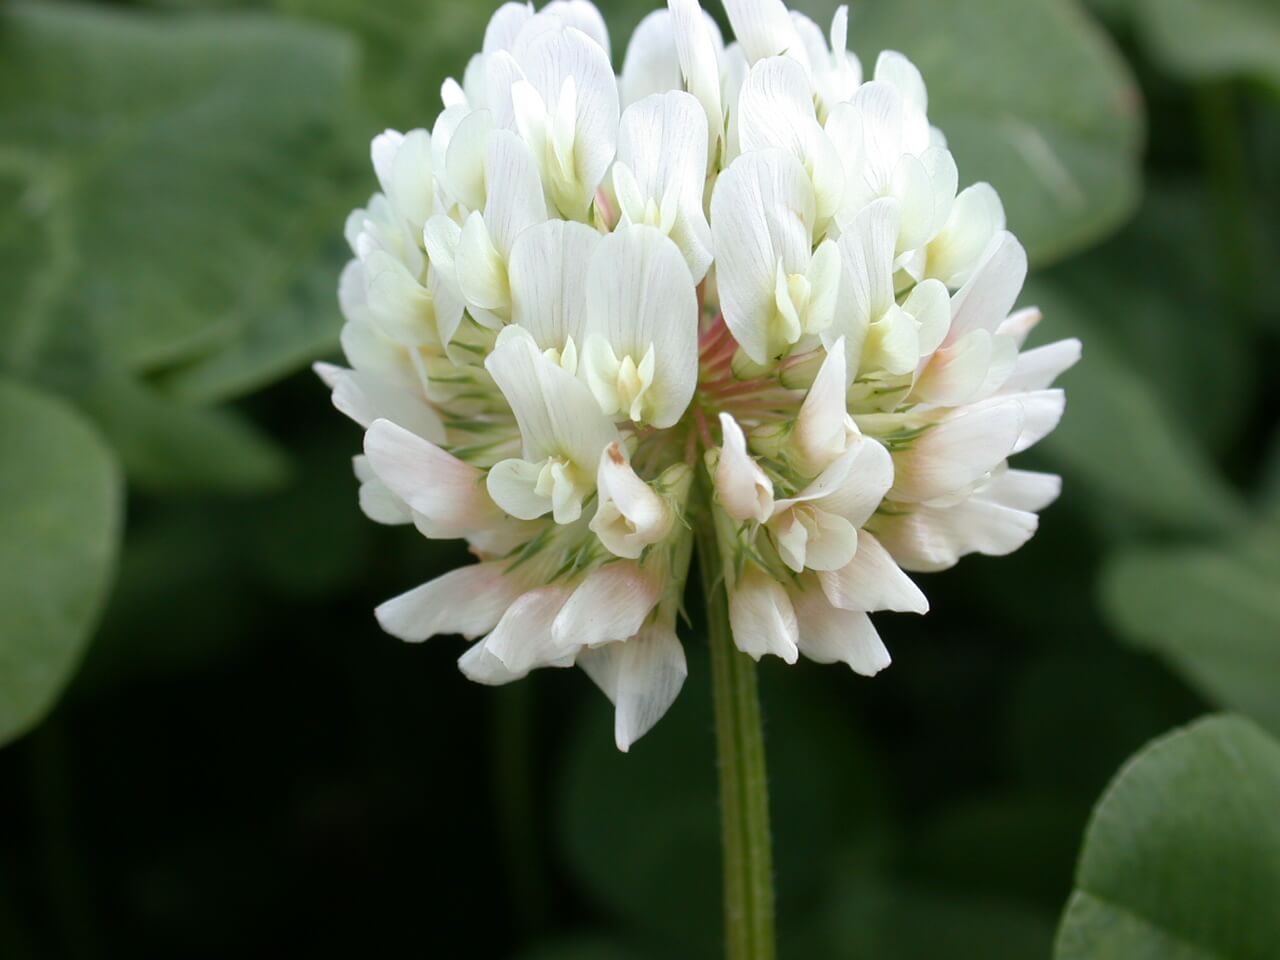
318;0;1078;752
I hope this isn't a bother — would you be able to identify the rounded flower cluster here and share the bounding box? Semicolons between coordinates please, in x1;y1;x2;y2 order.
318;0;1079;749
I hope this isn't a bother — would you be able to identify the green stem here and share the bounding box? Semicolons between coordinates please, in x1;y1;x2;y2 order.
696;512;777;960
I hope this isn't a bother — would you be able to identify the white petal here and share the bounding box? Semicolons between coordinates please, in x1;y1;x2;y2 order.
616;91;712;277
322;365;446;444
996;306;1040;347
873;495;1038;573
946;231;1027;345
722;0;802;65
818;530;927;613
484;585;575;673
793;341;850;475
829;197;899;368
738;58;844;225
620;10;682;106
729;565;799;663
483;130;548;256
484;2;535;54
710;149;816;363
927;182;1005;287
891;399;1024;503
517;24;620;216
669;0;725;154
353;455;413;525
591;441;673;558
578;622;687;751
364;418;497;537
584;225;698;427
814;433;894;527
485;329;618;466
914;329;995;406
376;563;524;641
1001;338;1081;393
874;50;927;115
1010;388;1065;453
508;219;601;349
980;468;1061;512
486;457;555;520
443;109;494;213
552;562;661;649
455;211;511;315
715;413;774;522
791;586;890;676
542;0;610;54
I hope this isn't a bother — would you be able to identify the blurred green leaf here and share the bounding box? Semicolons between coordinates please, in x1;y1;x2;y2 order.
0;377;123;746
1137;0;1280;92
557;657;887;956
1026;279;1246;536
77;376;290;495
1101;527;1280;737
0;1;359;379
802;877;1057;960
836;0;1143;265
1055;715;1280;959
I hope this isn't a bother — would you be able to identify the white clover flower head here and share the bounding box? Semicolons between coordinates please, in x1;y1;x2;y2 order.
319;0;1079;751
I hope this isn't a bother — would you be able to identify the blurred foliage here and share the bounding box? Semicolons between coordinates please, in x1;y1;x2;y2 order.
0;0;1277;956
1055;715;1280;959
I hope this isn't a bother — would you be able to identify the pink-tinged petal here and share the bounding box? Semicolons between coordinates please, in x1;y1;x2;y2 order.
714;413;774;522
365;419;500;538
484;585;575;673
552;562;662;649
891;398;1024;503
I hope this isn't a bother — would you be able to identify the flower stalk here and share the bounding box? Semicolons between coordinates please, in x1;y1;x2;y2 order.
697;500;777;960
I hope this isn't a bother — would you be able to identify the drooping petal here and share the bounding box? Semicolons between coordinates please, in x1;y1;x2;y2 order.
791;584;891;676
483;584;576;673
552;562;662;649
376;563;525;641
873;494;1039;573
818;530;928;613
729;564;800;663
578;622;687;751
